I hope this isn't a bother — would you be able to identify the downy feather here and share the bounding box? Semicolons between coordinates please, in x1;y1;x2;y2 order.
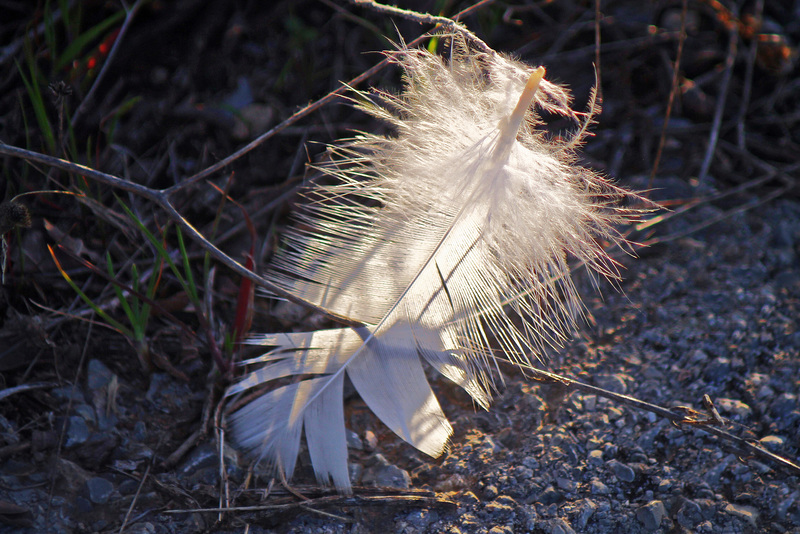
228;37;636;493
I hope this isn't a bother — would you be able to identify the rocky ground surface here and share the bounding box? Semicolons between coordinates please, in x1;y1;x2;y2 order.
0;1;798;533
4;186;798;533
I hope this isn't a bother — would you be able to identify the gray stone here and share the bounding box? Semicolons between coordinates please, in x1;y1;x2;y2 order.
770;393;796;418
86;477;114;504
72;403;96;424
749;460;772;474
348;462;363;484
405;509;437;528
724;503;759;528
689;349;709;364
522;456;540;469
133;421;147;441
693;483;715;500
65;416;90;448
588;449;604;466
676;499;703;528
657;478;674;494
602;443;618;459
480;435;503;454
461;491;480;505
715;398;752;420
555;477;576;492
541;518;576;534
538;485;563;504
704;454;734;485
87;359;115;390
126;523;156;534
117;478;140;496
589;479;609;495
56;458;92;495
483;496;517;521
520;505;539;531
483;484;499;500
777;491;799;521
459;512;481;530
608;460;636;483
363;430;378;450
75;496;93;513
574;499;597;529
178;444;217;476
637;423;663;451
759;435;785;452
513;465;533;480
346;429;363;450
361;454;411;488
636;500;666;530
607;406;625;422
703;358;731;383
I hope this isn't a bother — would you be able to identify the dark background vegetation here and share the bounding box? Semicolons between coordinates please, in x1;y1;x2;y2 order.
0;0;798;532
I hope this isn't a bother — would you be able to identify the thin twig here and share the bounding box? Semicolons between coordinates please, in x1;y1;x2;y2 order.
214;396;230;522
0;2;71;65
71;0;147;129
736;0;763;150
350;0;493;54
0;142;365;328
538;30;682;64
698;20;738;183
163;428;202;469
169;0;495;196
0;382;58;402
516;364;800;475
164;491;456;514
594;0;602;101
648;0;688;191
163;60;385;196
0;1;501;330
637;158;797;247
0;442;31;460
118;461;152;534
218;426;226;523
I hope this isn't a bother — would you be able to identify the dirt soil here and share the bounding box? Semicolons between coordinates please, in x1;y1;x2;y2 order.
0;1;798;533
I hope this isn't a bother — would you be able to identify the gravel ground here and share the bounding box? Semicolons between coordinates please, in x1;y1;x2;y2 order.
0;1;798;533
4;181;796;533
217;187;800;533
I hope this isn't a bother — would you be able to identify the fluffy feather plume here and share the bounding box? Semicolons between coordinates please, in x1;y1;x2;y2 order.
227;38;636;493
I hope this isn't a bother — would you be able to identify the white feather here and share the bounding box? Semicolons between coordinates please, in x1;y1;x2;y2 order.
227;38;635;493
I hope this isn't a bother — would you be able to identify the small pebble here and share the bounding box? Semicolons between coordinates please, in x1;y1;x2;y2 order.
86;477;114;504
636;500;666;530
608;460;636;483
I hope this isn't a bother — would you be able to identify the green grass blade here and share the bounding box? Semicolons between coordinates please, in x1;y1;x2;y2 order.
50;245;133;337
44;1;58;63
175;227;199;303
114;195;190;292
106;252;139;337
15;58;56;153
